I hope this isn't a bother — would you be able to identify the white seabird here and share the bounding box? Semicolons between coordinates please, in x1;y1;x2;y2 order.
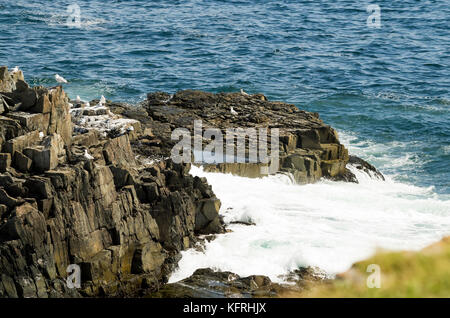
11;66;19;73
84;149;94;160
240;88;249;96
55;74;68;84
76;95;81;103
230;106;238;116
100;95;106;105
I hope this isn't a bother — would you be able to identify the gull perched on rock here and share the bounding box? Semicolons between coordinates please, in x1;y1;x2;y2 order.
84;149;94;160
100;95;106;105
11;66;19;74
230;106;238;116
55;74;68;84
240;88;249;96
76;95;81;103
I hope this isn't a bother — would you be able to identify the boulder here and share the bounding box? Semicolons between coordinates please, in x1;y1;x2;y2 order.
103;134;135;166
142;182;159;202
109;165;135;189
131;241;166;274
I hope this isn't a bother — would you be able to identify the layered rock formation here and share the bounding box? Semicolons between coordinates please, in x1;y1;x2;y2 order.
0;66;383;298
149;267;326;298
0;67;223;297
140;90;356;183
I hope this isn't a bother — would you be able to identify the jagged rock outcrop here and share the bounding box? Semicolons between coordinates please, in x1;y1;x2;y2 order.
133;90;357;183
150;267;326;298
0;67;223;297
348;155;385;181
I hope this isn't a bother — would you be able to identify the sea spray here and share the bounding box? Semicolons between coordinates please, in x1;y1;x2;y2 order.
169;164;450;283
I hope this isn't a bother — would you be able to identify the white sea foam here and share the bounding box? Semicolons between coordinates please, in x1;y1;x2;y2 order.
169;136;450;283
339;131;427;174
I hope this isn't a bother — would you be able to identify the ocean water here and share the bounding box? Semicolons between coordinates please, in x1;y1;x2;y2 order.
1;1;449;280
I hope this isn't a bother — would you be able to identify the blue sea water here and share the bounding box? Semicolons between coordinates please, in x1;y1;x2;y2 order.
1;1;448;195
0;1;448;184
1;0;449;280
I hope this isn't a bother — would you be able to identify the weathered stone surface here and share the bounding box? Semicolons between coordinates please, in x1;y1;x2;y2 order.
47;87;72;146
13;151;32;172
4;131;40;155
149;267;324;298
0;188;23;208
0;66;21;92
23;134;66;172
109;165;135;189
103;134;135;166
0;95;6;115
0;153;11;172
0;116;25;149
195;198;222;234
14;80;38;110
30;93;51;114
6;112;48;132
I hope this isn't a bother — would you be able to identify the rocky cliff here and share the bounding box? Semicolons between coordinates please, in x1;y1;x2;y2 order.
0;67;223;297
0;67;382;298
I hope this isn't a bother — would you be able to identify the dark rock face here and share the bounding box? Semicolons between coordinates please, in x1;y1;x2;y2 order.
139;90;355;183
0;67;223;298
149;267;326;298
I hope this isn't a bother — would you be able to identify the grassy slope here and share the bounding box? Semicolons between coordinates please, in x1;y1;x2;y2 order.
282;237;450;298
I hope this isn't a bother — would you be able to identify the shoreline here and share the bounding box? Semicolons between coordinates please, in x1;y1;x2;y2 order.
1;66;446;298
